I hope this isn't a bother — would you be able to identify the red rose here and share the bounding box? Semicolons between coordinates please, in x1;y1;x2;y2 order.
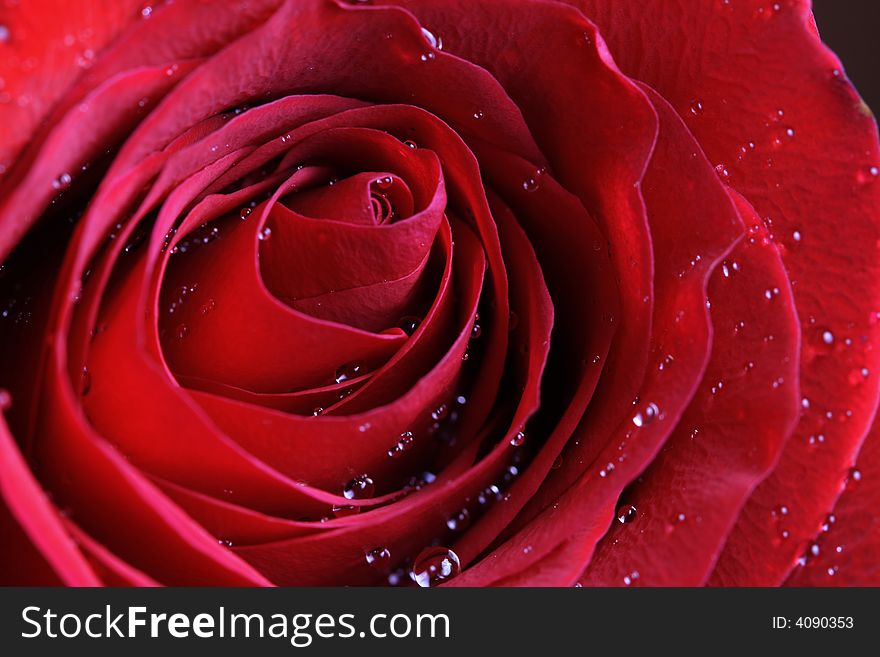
0;0;877;587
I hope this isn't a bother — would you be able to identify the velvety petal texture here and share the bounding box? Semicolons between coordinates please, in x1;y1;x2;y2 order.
0;0;877;586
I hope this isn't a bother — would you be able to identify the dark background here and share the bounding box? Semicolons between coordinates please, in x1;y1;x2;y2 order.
813;0;880;113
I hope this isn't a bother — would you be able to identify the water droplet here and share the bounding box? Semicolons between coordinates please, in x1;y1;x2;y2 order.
80;367;92;396
411;547;461;587
239;207;252;220
689;99;704;116
343;474;375;500
420;51;436;62
403;139;418;149
446;508;470;531
792;230;802;242
199;299;216;316
77;49;96;68
258;226;272;241
431;403;449;422
420;26;442;50
473;110;484;120
394;315;421;335
477;484;501;505
821;514;836;532
332;504;360;518
510;431;525;447
632;402;660;427
522;167;546;192
0;25;10;44
821;330;834;346
375;175;393;189
847;467;862;487
176;323;189;339
312;407;324;417
617;504;637;524
388;431;414;458
52;172;72;191
335;362;362;384
365;547;391;566
471;317;482;339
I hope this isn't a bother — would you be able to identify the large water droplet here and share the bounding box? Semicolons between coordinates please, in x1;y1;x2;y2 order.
343;474;375;500
420;26;442;50
258;226;272;241
411;547;461;587
510;431;525;447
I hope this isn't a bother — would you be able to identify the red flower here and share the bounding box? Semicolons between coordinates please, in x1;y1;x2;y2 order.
0;0;877;586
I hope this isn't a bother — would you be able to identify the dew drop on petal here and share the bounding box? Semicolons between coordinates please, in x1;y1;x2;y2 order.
387;431;414;458
375;175;393;189
510;431;525;447
411;547;461;587
420;26;442;50
80;367;92;396
632;402;660;428
446;508;470;531
617;504;637;524
343;474;375;500
398;315;421;336
332;504;360;518
335;362;362;384
431;403;449;422
365;547;391;567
